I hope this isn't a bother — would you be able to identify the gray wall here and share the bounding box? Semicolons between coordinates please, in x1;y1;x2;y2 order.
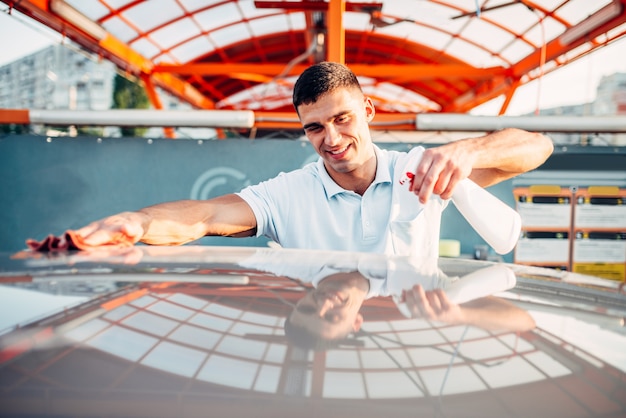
0;134;545;261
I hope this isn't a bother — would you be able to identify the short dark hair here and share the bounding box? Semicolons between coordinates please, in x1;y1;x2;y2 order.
283;314;365;351
292;62;363;110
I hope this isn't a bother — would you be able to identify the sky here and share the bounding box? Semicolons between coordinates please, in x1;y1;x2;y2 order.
1;8;626;115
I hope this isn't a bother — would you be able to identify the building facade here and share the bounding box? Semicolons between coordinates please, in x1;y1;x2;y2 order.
0;44;115;111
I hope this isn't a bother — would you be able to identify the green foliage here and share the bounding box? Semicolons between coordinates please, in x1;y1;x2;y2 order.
0;124;28;135
77;126;105;136
112;73;150;137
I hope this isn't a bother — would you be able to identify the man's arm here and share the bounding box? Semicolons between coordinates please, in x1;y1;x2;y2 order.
75;194;257;247
409;128;554;203
402;285;536;332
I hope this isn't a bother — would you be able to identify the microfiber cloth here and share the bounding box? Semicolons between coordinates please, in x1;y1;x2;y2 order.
26;230;133;252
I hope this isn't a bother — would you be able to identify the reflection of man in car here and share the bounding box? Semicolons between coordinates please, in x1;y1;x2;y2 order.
263;253;535;350
286;270;369;346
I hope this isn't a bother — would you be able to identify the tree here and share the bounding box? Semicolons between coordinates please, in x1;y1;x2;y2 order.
112;73;150;137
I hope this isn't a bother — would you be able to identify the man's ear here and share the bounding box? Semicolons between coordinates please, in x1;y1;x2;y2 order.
352;313;364;332
364;97;375;122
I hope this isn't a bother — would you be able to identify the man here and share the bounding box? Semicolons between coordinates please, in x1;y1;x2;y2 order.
52;62;553;255
279;255;535;350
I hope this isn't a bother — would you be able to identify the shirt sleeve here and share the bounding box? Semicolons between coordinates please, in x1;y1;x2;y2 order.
236;174;288;242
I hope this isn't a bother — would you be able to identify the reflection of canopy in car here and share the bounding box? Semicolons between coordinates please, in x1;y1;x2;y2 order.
1;246;623;417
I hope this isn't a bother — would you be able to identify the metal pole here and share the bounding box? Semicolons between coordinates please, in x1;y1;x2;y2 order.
416;114;626;133
27;109;255;128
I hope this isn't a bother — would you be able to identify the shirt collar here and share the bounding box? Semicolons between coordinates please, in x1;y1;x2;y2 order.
317;144;392;199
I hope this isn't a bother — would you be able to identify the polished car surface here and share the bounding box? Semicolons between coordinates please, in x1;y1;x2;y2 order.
1;246;625;418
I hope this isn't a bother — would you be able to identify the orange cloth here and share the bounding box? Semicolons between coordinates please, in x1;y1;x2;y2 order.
26;230;134;252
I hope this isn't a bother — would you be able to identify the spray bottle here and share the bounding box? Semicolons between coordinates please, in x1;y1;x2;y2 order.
399;168;521;255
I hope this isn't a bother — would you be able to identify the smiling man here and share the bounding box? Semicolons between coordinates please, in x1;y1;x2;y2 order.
32;62;553;257
287;270;370;343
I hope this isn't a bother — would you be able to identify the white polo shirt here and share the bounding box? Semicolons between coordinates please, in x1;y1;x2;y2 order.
236;145;448;257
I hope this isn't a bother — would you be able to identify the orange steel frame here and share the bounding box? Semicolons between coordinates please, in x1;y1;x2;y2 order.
2;0;626;134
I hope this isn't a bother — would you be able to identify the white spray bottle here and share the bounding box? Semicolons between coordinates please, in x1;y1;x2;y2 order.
393;264;517;318
399;166;521;255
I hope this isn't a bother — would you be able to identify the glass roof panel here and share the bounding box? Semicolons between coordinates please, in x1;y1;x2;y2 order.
240;311;281;326
167;293;208;310
457;337;515;360
361;349;412;369
197;355;259;389
475;355;545;388
249;14;290;37
407;346;460;367
210;21;252;47
323;372;367;398
216;335;268;360
461;18;517;55
147;299;195;321
204;302;242;319
364;371;424;398
122;310;179;336
524;17;566;47
524;351;572;378
130;37;162;60
153;52;178;64
406;26;454;53
189;311;234;331
101;0;136;8
64;317;110;342
326;350;361;368
170;35;215;61
121;1;184;33
130;294;159;308
150;17;200;51
344;11;371;30
265;344;287;363
86;325;158;362
363;83;440;113
230;322;273;337
239;0;278;19
398;328;446;345
103;304;137;321
421;365;487;395
287;11;306;30
140;341;207;377
67;0;109;21
484;3;543;34
558;0;614;25
536;0;571;9
253;364;281;393
195;2;243;31
500;41;536;65
383;1;454;26
168;324;222;350
102;16;139;43
446;37;507;67
179;0;225;12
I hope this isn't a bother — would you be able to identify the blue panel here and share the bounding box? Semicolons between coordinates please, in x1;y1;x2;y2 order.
1;134;518;260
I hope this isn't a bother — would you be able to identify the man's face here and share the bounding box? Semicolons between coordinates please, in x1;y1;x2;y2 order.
297;88;376;178
288;272;367;340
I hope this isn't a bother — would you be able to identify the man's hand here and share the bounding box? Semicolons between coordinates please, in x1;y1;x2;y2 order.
408;129;554;204
409;143;475;203
74;211;149;247
401;284;465;324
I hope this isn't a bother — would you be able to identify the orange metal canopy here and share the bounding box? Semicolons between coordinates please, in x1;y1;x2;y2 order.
3;0;626;132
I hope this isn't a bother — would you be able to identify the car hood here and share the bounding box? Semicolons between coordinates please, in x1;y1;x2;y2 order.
0;245;625;418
